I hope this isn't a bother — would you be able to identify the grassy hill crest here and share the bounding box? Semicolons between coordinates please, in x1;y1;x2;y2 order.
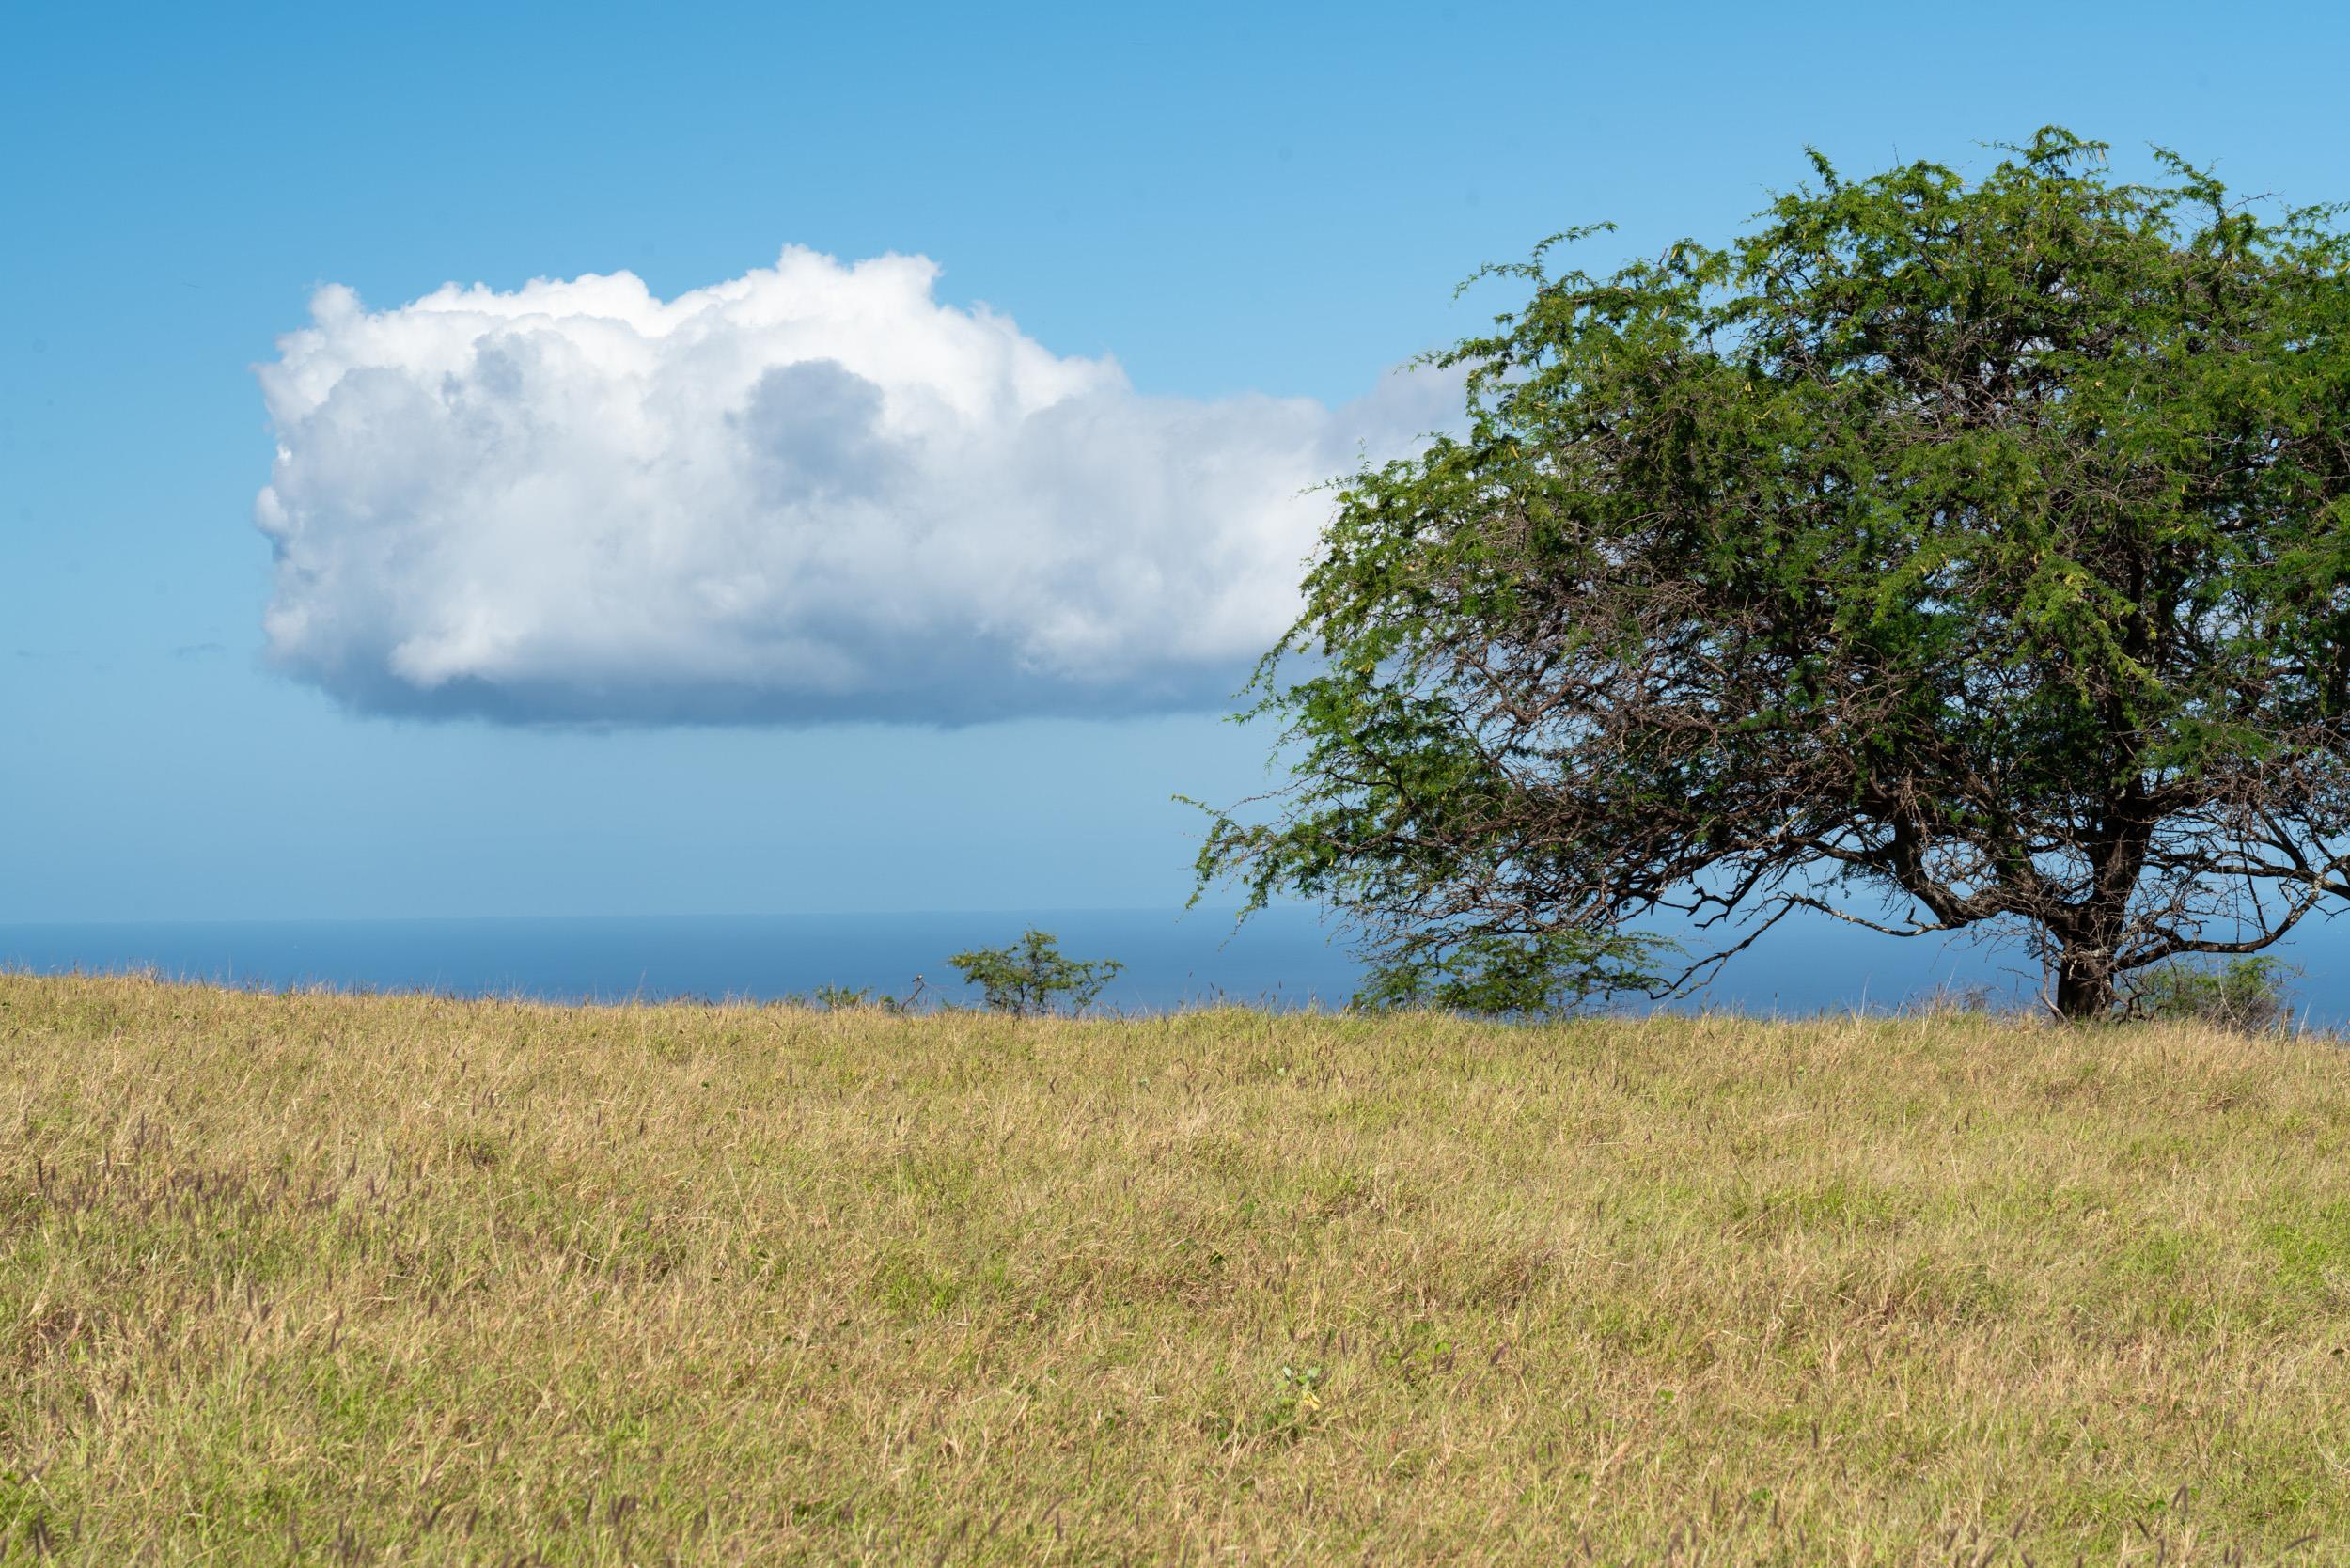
3;974;2345;1561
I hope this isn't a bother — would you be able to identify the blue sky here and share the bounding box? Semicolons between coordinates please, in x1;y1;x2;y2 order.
4;0;2346;923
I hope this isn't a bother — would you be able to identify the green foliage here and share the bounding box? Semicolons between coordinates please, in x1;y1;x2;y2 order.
1196;129;2350;1019
809;983;897;1012
2125;957;2297;1033
1355;928;1671;1017
792;981;932;1013
946;929;1124;1017
1264;1362;1329;1438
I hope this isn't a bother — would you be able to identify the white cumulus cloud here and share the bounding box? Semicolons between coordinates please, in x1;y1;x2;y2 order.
253;248;1452;724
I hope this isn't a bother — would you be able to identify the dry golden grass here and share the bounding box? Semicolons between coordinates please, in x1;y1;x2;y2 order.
3;973;2348;1563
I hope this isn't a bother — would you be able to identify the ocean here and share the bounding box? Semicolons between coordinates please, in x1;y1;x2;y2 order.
2;905;2344;1023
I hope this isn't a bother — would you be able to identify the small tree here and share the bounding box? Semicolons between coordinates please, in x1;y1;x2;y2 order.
947;930;1123;1017
1197;131;2350;1020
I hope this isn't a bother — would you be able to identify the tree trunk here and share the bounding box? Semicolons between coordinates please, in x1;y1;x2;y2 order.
2051;777;2158;1022
2054;949;2117;1020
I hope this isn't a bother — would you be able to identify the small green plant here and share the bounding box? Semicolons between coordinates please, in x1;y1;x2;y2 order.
800;980;928;1013
2124;958;2296;1034
1264;1363;1328;1438
808;983;910;1013
945;930;1122;1017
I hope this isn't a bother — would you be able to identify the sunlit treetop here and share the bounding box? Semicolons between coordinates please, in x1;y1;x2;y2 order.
1199;129;2350;1019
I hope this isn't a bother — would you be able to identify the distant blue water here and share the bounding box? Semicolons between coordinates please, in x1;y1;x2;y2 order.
0;910;1359;1012
3;906;2345;1023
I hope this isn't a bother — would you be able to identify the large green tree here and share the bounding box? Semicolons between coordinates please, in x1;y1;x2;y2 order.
1198;131;2350;1019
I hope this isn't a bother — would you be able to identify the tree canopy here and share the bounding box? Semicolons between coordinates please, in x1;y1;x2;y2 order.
1196;130;2350;1019
947;929;1124;1017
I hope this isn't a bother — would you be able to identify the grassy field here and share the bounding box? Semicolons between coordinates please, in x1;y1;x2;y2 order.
3;975;2348;1563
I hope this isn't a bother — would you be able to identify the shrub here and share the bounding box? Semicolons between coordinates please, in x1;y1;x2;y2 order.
946;930;1123;1017
808;984;909;1013
2124;958;2296;1033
